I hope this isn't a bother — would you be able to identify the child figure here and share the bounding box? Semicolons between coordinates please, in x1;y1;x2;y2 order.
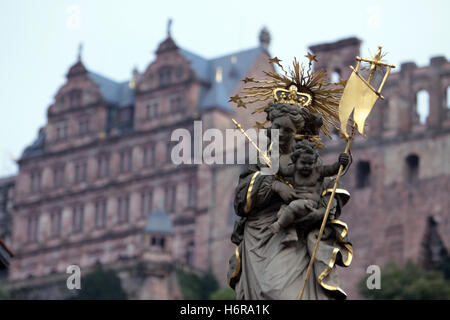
269;139;350;244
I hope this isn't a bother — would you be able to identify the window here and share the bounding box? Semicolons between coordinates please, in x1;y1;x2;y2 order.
170;95;182;112
120;149;132;173
95;199;107;229
118;195;130;224
146;99;159;119
50;209;62;238
151;236;166;250
158;67;172;86
356;161;371;189
175;66;183;78
141;190;153;218
53;166;65;188
27;214;39;243
72;205;84;233
30;170;42;193
405;154;419;184
55;121;68;141
330;68;341;83
78;118;90;136
75;161;87;183
187;181;197;208
415;90;430;124
69;89;82;108
164;185;176;213
97;155;110;178
143;145;155;168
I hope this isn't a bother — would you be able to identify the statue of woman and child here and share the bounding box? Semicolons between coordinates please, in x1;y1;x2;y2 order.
227;58;354;300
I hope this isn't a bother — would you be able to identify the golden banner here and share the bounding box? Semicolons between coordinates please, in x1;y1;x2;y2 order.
339;71;379;137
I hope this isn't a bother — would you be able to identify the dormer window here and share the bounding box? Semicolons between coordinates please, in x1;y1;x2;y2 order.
55;121;68;141
69;89;82;108
158;67;172;86
146;99;159;119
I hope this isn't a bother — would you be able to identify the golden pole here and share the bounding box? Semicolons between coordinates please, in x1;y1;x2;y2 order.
232;118;293;188
298;124;356;300
232;118;272;167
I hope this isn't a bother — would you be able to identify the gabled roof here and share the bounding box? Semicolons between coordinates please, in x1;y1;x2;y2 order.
88;72;135;108
22;129;45;158
20;41;267;159
180;46;266;111
145;208;173;235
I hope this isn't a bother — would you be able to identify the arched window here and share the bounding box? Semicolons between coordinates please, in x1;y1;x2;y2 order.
356;161;371;189
405;154;419;183
416;90;430;124
330;68;341;83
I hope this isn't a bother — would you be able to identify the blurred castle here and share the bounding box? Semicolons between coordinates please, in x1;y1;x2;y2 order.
1;27;273;299
1;31;449;299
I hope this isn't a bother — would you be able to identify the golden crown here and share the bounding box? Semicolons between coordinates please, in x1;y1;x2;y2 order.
273;85;312;107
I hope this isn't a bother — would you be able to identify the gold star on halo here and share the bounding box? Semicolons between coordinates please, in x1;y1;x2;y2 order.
237;100;246;108
229;94;241;103
254;121;268;129
269;57;282;66
305;52;317;64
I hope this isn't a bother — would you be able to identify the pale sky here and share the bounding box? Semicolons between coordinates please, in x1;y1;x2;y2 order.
1;0;449;177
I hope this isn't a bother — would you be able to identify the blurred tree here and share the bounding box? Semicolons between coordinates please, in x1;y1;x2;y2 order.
0;285;9;300
209;287;236;300
177;269;219;300
359;260;450;299
73;265;127;300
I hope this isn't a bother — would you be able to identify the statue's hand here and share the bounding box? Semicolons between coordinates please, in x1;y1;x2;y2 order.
304;204;326;222
272;180;297;203
338;153;350;168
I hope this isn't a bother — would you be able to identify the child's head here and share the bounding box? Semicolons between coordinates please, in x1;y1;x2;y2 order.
291;140;318;177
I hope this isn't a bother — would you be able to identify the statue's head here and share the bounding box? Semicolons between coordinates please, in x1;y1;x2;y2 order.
264;102;306;148
291;139;319;177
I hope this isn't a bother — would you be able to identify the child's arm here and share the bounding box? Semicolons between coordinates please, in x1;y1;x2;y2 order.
320;153;350;178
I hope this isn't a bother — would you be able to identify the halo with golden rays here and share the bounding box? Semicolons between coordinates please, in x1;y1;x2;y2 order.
229;55;345;137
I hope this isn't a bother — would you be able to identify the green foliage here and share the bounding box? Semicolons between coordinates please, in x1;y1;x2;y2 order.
359;260;450;300
73;266;127;300
177;270;219;300
209;287;236;300
0;286;9;300
439;254;450;281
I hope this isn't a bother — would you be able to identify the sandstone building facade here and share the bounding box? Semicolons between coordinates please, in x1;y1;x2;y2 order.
6;29;272;299
3;33;450;299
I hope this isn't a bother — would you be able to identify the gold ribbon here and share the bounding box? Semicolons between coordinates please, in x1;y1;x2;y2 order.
245;171;260;213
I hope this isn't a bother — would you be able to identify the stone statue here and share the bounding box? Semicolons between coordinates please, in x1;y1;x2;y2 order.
227;46;395;300
227;55;353;300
